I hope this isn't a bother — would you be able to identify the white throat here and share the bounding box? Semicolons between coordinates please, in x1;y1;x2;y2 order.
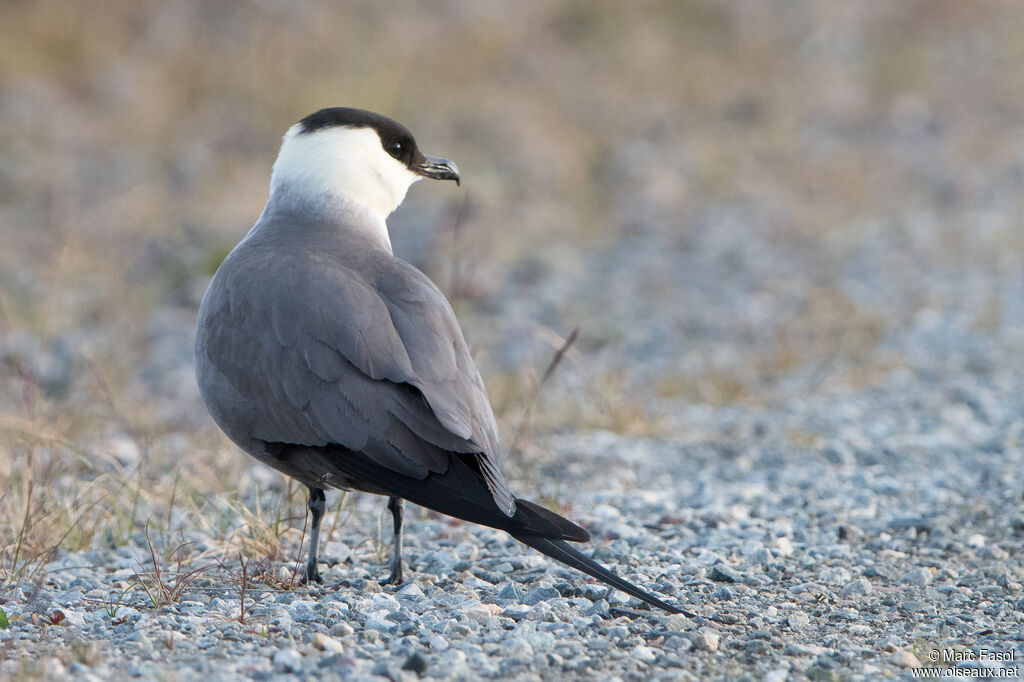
268;125;421;250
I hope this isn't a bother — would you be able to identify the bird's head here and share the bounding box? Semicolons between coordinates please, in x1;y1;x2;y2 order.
269;107;460;222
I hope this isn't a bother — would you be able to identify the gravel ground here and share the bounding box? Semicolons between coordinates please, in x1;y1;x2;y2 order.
3;207;1023;680
2;4;1024;681
2;358;1024;681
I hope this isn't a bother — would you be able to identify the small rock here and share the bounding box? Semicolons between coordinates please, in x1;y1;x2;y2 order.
688;629;720;651
787;611;810;629
462;575;491;590
311;633;344;654
876;636;900;651
665;614;690;631
396;583;424;598
523;587;560;605
429;634;449;651
472;569;502;585
785;644;826;656
632;645;657;663
664;635;693;652
464;603;494;624
837;524;864;541
506;638;534;658
712;586;735;601
440;648;467;669
900;568;932;587
966;533;986;548
497;583;524;601
502;604;530;620
774;537;794;556
273;648;303;673
606;589;631;606
899;599;935;615
819;566;851;585
364;617;398;634
996;573;1021;591
329;621;355;637
889;517;930;533
709;564;744;583
823;443;855;465
842;578;873;597
290;600;317;622
371;662;398;679
402;653;427;675
979;545;1009;560
891;650;920;668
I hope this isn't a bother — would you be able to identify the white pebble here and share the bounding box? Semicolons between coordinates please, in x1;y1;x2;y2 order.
272;648;303;673
891;650;920;668
774;537;794;556
312;633;345;654
842;578;873;597
787;611;810;629
688;629;720;651
899;567;932;587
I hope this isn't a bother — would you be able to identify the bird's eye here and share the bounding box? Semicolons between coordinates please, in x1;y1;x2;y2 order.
387;141;403;158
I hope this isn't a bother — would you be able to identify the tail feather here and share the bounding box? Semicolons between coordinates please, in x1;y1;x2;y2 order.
278;443;686;615
513;533;687;615
513;498;590;542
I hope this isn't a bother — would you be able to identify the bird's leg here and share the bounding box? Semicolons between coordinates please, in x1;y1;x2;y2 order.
381;496;405;585
302;486;326;585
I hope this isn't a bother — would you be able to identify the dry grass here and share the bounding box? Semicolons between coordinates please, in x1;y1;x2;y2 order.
1;0;1023;592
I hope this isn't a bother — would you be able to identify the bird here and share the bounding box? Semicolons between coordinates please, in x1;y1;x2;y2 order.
194;107;683;614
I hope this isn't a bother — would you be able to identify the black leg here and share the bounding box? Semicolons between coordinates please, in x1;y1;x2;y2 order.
303;487;326;584
380;496;405;585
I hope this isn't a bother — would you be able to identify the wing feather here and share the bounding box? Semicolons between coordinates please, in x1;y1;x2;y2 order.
198;230;511;513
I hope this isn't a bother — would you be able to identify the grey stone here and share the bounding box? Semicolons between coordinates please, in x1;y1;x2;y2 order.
272;648;303;673
899;568;933;587
522;587;560;605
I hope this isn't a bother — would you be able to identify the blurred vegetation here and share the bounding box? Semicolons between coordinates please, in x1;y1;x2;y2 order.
1;0;1023;576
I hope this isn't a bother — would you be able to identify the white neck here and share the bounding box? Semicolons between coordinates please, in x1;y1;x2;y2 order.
268;125;421;251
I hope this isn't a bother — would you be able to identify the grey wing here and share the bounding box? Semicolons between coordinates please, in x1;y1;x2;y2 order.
375;257;509;511
200;247;514;514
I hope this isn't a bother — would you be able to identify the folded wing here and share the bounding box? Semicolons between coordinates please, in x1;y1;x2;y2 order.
200;238;513;515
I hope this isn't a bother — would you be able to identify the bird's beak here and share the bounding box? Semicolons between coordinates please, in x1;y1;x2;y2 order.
416;155;461;186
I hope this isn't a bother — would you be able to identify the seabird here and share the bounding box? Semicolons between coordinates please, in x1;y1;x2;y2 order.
194;107;683;614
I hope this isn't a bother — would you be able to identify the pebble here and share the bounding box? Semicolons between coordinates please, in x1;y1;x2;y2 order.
891;650;920;668
787;611;811;630
402;653;428;675
688;629;720;651
329;621;355;637
523;587;560;605
4;142;1024;678
497;583;524;601
312;633;345;654
900;568;933;587
708;564;745;583
712;586;735;600
842;578;873;597
272;648;303;673
774;537;795;557
819;566;851;585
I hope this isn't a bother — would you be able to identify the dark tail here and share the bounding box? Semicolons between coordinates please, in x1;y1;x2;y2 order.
512;531;687;615
282;444;688;615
